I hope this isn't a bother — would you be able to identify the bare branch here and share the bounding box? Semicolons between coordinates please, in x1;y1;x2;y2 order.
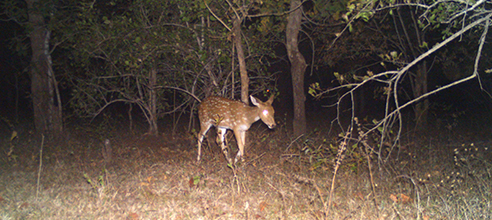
156;85;202;102
247;0;307;18
204;0;232;31
365;13;492;137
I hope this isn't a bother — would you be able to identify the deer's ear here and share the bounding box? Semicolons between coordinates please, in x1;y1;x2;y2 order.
250;95;260;106
267;94;275;104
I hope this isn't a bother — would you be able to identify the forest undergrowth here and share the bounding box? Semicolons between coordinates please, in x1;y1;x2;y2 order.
0;120;491;219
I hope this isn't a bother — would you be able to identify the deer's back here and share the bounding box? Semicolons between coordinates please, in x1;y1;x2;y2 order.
199;96;250;129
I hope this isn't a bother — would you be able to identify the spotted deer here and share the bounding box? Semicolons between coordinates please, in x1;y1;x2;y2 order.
197;95;276;164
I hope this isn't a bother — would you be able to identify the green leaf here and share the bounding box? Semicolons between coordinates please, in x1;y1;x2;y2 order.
193;175;201;185
10;131;18;141
429;14;435;22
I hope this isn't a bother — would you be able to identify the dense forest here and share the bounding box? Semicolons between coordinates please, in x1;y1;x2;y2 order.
1;1;492;219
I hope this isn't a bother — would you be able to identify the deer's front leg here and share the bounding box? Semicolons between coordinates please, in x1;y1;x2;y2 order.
197;124;212;163
234;130;247;164
217;128;232;164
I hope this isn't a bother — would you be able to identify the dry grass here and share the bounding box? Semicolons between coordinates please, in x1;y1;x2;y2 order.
0;123;491;220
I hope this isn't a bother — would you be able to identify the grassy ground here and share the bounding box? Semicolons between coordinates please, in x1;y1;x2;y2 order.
1;120;491;219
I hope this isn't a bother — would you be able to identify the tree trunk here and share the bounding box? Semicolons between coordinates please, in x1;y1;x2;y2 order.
148;68;158;135
354;86;367;117
27;0;62;138
286;0;307;136
414;61;428;130
233;17;249;104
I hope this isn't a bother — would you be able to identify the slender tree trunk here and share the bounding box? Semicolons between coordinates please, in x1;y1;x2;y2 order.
398;8;428;131
286;0;307;136
354;86;367;117
148;68;158;135
414;61;428;130
27;0;62;138
233;17;249;104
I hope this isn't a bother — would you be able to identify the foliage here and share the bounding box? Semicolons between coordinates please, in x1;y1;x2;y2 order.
285;132;368;173
3;0;281;134
58;0;191;117
52;0;280;126
305;0;492;164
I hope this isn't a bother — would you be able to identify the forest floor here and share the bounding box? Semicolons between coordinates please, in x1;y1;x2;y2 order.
1;119;491;219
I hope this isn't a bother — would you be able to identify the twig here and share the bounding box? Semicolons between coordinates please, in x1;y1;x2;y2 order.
243;0;308;18
203;0;231;31
245;152;266;166
156;85;202;102
230;163;241;194
285;134;304;152
356;117;379;218
397;175;422;219
293;174;325;206
326;129;350;216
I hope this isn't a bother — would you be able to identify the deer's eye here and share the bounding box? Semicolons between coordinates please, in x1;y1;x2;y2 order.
262;110;269;116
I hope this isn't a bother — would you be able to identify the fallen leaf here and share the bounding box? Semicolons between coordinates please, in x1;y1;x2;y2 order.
389;194;398;203
127;212;138;220
20;202;29;208
399;193;412;204
259;201;268;212
354;191;364;200
189;177;195;188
